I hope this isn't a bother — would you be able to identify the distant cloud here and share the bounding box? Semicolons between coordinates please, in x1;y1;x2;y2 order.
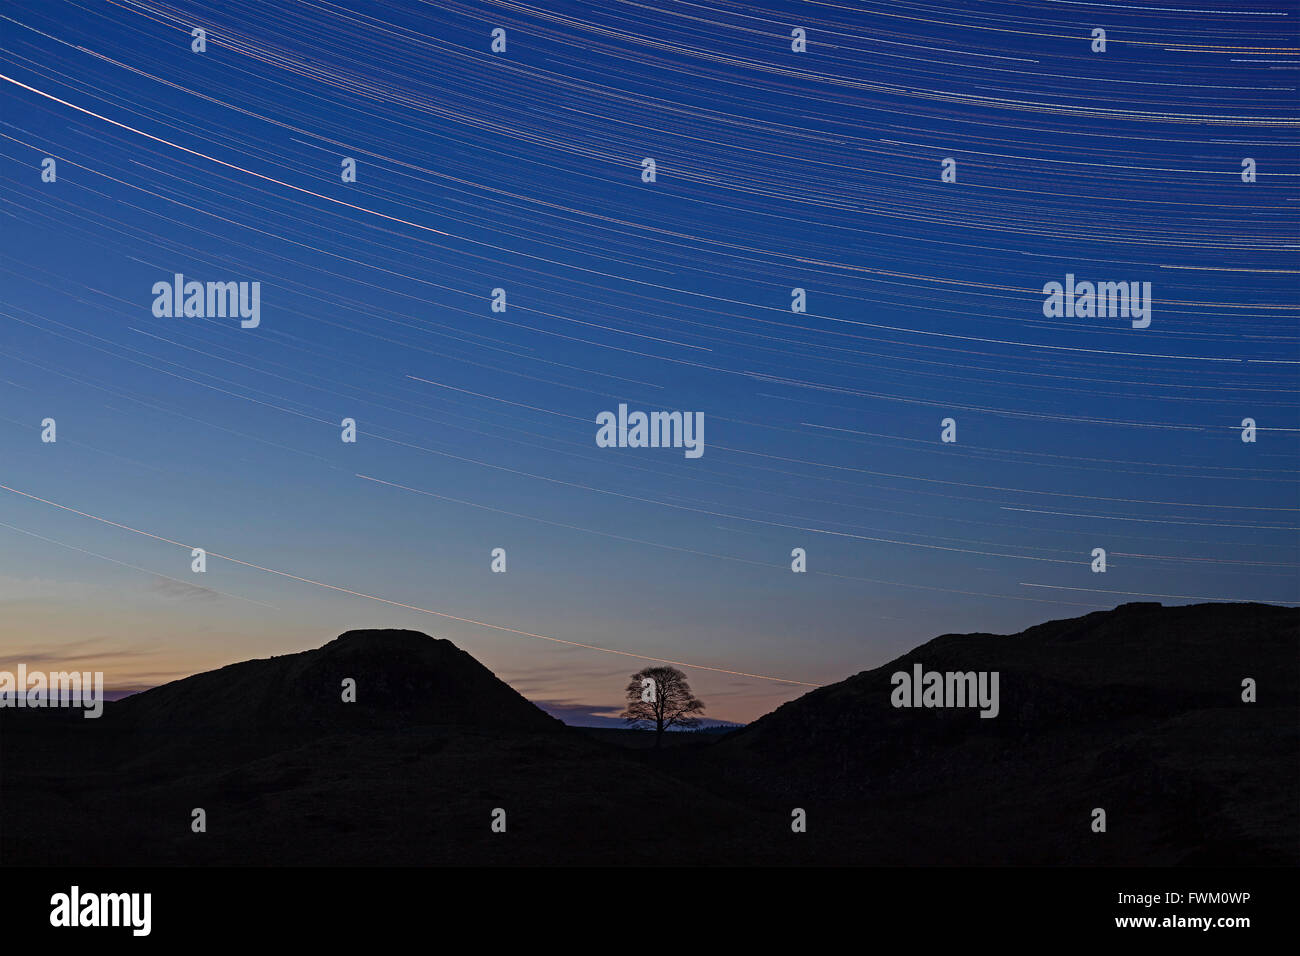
147;574;223;602
0;636;153;669
531;699;626;728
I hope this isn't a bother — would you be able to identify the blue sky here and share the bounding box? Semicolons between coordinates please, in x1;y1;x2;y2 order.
1;0;1296;722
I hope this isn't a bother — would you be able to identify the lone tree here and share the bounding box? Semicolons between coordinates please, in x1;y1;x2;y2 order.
620;666;705;747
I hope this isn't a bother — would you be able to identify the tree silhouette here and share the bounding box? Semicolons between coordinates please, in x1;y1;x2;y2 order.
620;666;705;748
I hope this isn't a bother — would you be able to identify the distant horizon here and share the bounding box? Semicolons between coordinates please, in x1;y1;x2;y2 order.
55;687;748;729
12;596;1289;725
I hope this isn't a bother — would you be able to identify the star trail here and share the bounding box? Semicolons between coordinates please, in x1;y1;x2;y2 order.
1;0;1296;721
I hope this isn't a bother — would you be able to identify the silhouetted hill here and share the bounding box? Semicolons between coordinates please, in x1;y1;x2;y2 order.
1;628;768;865
113;628;561;735
2;605;1295;865
698;602;1299;863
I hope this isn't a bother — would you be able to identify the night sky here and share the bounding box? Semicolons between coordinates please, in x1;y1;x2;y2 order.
1;0;1296;723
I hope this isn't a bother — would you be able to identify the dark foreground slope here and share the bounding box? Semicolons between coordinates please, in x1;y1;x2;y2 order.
0;628;783;865
2;605;1296;865
694;602;1299;864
